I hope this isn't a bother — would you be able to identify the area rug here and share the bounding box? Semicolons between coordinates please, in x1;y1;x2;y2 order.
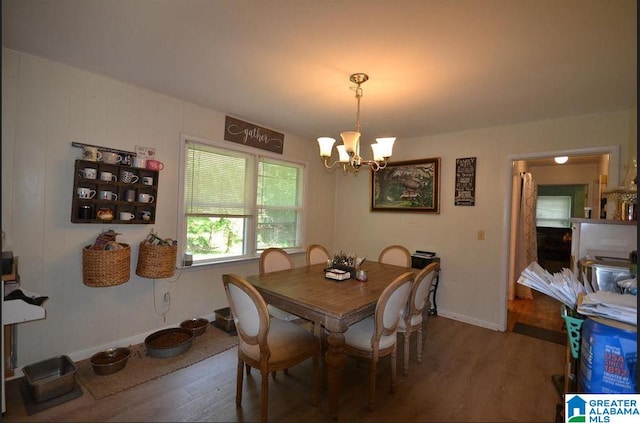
76;324;238;400
513;322;567;346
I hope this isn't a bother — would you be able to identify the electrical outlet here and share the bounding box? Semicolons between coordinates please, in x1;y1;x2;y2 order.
162;292;170;304
477;230;485;240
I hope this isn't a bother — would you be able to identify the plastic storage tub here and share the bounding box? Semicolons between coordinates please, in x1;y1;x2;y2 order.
214;307;236;332
23;355;77;403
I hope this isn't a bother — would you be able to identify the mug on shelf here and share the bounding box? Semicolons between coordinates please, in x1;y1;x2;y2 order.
125;189;136;202
79;168;97;179
146;159;165;171
101;151;123;165
131;156;146;168
138;193;154;203
98;190;118;201
78;204;94;219
82;146;102;162
119;211;135;221
99;171;117;182
141;176;154;186
120;170;139;184
96;208;114;221
140;210;152;221
77;187;96;199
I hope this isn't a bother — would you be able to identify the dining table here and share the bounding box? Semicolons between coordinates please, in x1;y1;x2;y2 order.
245;261;415;419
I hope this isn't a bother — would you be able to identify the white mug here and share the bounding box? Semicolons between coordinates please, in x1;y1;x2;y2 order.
132;157;146;168
138;193;154;203
120;170;139;184
100;171;117;182
77;187;96;199
140;211;152;221
119;211;135;221
142;176;154;186
98;190;118;201
101;151;123;165
80;168;97;179
82;146;102;162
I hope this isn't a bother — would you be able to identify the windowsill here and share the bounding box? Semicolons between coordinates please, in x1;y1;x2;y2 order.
175;248;305;270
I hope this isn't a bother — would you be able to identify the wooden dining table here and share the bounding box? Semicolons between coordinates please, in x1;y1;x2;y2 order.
245;261;414;418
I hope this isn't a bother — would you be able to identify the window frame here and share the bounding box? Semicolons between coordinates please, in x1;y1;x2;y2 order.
177;133;307;267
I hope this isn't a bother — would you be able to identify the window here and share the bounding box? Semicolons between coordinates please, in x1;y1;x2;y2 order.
179;135;305;265
536;196;572;228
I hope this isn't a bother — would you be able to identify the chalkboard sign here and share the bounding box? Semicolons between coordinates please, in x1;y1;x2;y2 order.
454;157;476;206
224;116;284;154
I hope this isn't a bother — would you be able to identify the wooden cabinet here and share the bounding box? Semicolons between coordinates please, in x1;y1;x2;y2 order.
71;159;159;224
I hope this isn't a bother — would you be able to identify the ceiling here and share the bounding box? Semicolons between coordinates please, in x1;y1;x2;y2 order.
1;0;637;144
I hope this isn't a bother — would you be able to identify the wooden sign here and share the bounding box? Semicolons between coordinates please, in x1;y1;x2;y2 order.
224;116;284;154
454;157;476;206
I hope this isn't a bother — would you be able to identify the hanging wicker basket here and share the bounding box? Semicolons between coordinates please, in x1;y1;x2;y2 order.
136;242;177;279
82;243;131;287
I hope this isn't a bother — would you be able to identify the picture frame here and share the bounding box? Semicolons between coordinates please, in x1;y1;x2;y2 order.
454;157;476;206
371;158;440;213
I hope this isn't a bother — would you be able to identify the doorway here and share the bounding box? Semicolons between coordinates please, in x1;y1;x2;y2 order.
501;146;619;333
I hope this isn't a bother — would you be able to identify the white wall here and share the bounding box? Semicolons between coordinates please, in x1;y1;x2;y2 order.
1;48;336;368
2;47;636;369
333;110;635;330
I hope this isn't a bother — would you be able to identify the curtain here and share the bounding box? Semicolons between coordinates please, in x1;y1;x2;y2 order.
511;172;537;300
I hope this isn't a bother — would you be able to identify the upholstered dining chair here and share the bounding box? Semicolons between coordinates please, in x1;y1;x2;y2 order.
259;248;299;322
378;244;412;267
222;273;320;423
397;261;439;376
343;271;414;411
305;244;331;266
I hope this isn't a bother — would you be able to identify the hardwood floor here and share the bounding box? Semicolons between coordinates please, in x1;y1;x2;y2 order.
508;290;566;332
2;315;565;422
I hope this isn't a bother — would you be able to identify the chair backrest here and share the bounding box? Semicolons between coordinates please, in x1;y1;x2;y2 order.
259;247;294;275
378;245;411;267
407;262;439;317
306;244;330;266
222;273;270;358
373;271;414;342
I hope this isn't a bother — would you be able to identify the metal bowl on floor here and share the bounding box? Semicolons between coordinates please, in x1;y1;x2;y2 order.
144;328;194;358
90;347;131;375
180;317;209;337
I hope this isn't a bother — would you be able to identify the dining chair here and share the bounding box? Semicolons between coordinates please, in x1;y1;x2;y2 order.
378;244;412;267
222;273;320;423
343;271;414;411
305;244;331;266
397;261;439;376
259;248;299;322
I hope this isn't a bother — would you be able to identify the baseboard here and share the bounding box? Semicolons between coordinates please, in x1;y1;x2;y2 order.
436;309;502;331
8;312;217;380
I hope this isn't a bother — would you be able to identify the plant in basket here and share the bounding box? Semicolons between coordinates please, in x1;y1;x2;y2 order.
135;230;178;279
83;230;131;287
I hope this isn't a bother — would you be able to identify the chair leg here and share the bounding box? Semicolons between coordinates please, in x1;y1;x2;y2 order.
403;331;410;376
261;369;269;423
390;344;397;394
368;357;377;412
416;326;423;363
312;354;319;406
236;359;244;406
246;363;251;375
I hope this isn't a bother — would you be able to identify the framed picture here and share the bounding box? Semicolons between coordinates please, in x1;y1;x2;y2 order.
454;157;476;206
371;158;440;213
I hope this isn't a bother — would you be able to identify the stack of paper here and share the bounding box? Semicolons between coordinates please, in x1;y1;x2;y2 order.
577;291;637;325
517;262;586;309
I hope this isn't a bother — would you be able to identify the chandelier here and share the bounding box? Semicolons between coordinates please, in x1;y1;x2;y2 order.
317;73;396;173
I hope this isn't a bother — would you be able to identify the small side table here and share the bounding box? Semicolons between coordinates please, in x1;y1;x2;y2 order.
411;255;441;315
